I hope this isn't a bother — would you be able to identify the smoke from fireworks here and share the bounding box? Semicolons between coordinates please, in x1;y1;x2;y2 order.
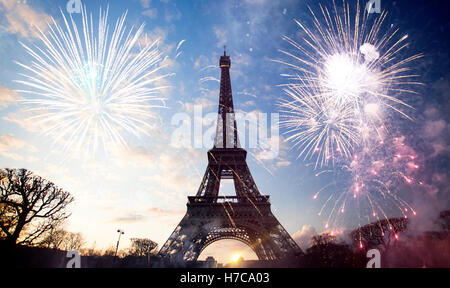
277;1;423;244
314;136;421;242
16;7;170;157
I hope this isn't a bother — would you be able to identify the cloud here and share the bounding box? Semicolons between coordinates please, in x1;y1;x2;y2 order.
276;160;291;167
121;146;204;202
430;143;450;157
2;107;50;132
0;0;51;39
0;134;25;151
180;97;216;113
43;163;69;177
403;99;450;231
112;213;146;224
140;0;158;19
213;26;228;48
0;86;20;109
140;0;152;9
250;133;291;171
142;9;158;19
26;156;38;162
119;146;157;166
423;119;447;139
164;6;182;22
241;100;256;107
229;53;252;80
0;134;25;160
147;207;184;216
145;167;198;197
194;54;215;70
138;27;175;68
292;225;317;250
111;142;204;204
423;107;440;119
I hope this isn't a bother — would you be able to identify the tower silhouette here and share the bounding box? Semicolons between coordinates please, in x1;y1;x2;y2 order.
158;49;301;263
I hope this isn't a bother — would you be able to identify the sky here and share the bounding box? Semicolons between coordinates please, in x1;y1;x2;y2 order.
0;0;448;263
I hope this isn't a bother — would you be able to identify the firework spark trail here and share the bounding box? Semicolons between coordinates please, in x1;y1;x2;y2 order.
176;39;186;52
277;1;423;243
312;136;420;234
199;65;217;72
16;6;172;157
237;91;258;98
199;76;220;84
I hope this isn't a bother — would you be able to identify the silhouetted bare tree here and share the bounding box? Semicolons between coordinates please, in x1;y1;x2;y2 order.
103;246;116;257
305;232;364;267
130;238;158;256
63;232;84;251
311;233;336;246
350;217;408;252
40;224;84;251
79;242;101;257
0;202;16;236
40;226;67;249
0;168;74;245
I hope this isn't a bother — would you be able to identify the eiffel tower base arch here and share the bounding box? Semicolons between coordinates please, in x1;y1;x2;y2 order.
158;197;302;264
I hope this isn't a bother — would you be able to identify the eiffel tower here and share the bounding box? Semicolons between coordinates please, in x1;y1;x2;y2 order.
158;49;302;263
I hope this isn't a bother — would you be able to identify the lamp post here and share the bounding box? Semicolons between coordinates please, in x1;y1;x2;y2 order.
114;229;124;260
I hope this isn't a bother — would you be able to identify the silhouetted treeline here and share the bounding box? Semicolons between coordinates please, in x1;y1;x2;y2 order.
301;233;366;267
0;240;160;268
296;210;450;268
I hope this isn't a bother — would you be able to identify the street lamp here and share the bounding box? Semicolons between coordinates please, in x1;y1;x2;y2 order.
114;229;124;259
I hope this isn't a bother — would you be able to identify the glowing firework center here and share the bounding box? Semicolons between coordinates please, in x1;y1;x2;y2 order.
322;51;378;104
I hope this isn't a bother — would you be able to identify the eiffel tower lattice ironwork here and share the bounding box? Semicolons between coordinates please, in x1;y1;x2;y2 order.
158;49;302;262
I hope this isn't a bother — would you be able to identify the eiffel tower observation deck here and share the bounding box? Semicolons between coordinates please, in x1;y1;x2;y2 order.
158;48;302;264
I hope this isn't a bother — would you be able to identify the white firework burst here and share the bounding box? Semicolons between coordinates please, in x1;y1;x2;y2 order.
277;1;423;168
277;1;423;245
15;7;171;156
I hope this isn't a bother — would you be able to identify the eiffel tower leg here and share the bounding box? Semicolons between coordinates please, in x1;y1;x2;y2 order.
247;235;275;260
268;216;303;257
158;214;200;264
242;214;302;260
159;214;221;264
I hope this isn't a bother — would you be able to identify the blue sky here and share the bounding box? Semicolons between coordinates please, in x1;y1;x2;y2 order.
0;0;448;262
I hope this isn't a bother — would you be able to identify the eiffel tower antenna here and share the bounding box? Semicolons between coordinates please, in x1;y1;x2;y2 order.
158;49;302;265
